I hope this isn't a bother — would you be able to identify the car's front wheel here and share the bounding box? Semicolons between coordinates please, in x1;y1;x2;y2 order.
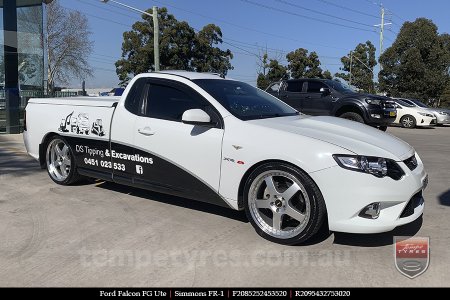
400;115;416;128
339;112;364;123
243;163;326;245
46;136;80;185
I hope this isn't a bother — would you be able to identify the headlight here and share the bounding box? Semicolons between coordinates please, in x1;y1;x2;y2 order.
333;155;405;180
439;111;449;115
365;98;382;105
418;112;434;118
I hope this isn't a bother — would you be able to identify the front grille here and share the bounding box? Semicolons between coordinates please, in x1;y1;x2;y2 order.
403;155;418;171
400;191;424;218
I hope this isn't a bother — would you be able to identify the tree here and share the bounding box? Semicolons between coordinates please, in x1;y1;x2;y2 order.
256;53;288;89
46;0;93;91
191;24;233;75
440;82;450;108
322;70;332;79
379;18;450;100
116;8;233;86
335;41;376;93
286;48;328;79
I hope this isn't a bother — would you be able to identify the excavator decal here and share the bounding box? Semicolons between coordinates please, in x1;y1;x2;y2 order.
58;112;106;136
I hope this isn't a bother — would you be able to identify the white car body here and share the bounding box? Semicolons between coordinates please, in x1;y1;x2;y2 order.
393;100;436;127
23;71;427;242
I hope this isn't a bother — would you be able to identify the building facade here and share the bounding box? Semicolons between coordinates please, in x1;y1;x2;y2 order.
1;0;52;133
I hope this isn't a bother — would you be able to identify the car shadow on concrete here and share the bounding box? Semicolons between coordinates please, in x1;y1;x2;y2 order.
332;215;423;247
0;139;42;177
95;181;249;223
439;189;450;206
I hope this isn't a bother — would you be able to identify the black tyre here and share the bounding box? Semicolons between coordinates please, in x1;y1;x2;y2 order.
339;112;364;123
243;162;326;245
400;115;416;128
45;136;81;185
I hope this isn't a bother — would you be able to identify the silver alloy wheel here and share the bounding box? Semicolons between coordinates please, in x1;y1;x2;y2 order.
46;138;72;182
248;170;311;239
402;116;414;128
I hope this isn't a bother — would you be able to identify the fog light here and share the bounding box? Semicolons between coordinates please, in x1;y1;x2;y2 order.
359;202;381;219
371;114;381;119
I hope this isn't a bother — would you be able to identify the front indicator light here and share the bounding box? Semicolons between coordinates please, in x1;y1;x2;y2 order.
333;155;404;180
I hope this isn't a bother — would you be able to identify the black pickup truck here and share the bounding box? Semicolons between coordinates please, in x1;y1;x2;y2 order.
266;78;397;130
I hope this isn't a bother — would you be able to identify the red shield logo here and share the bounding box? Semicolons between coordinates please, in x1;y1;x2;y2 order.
394;236;430;279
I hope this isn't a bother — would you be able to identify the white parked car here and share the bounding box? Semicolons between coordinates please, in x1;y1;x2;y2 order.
397;98;450;126
23;71;427;245
393;99;436;128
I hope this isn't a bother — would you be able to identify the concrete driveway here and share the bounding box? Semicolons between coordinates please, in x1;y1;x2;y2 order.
0;126;449;287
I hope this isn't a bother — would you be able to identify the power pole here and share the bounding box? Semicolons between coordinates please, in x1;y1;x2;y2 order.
153;6;160;71
379;7;385;58
374;6;392;69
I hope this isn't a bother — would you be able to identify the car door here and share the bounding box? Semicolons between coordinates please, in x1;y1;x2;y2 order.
302;81;333;115
132;78;225;204
278;80;306;111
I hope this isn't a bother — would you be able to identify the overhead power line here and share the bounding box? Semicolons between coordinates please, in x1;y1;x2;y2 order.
275;0;375;28
147;0;349;51
239;0;377;33
315;0;378;19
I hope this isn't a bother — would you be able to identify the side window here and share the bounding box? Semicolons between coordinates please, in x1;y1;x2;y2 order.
307;81;327;93
124;78;146;115
285;81;303;93
144;83;204;122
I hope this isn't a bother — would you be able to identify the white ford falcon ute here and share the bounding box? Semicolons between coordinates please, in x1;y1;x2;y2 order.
23;71;427;245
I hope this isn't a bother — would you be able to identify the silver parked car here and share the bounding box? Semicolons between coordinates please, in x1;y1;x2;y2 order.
398;98;450;125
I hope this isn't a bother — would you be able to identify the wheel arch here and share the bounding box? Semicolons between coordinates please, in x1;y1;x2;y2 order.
237;159;324;211
39;132;60;168
334;104;365;119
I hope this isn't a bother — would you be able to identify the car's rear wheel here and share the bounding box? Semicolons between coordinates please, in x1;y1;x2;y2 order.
339;112;364;123
400;115;416;128
243;163;326;245
46;136;80;185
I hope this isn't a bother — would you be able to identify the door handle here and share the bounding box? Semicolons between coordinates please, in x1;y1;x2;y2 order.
280;94;288;98
305;96;311;99
138;127;155;136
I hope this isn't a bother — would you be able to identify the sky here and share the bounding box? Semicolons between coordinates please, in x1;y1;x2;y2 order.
59;0;450;89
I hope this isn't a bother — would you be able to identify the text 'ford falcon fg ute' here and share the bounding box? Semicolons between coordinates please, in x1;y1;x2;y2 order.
23;71;427;245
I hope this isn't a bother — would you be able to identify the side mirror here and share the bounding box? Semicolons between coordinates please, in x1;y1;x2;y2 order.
182;109;213;126
396;104;402;109
320;87;331;95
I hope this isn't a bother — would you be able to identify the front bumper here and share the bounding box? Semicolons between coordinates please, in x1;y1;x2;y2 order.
310;154;427;234
416;116;436;127
366;107;397;125
436;114;450;124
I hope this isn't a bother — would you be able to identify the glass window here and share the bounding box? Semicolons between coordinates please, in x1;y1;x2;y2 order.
145;84;203;121
326;80;355;94
124;78;145;115
285;80;302;93
307;81;327;93
410;99;428;108
395;99;415;107
193;79;298;121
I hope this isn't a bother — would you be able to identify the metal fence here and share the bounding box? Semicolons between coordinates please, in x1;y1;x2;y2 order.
0;90;79;133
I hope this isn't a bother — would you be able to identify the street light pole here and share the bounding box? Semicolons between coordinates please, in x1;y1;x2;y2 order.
100;0;160;71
